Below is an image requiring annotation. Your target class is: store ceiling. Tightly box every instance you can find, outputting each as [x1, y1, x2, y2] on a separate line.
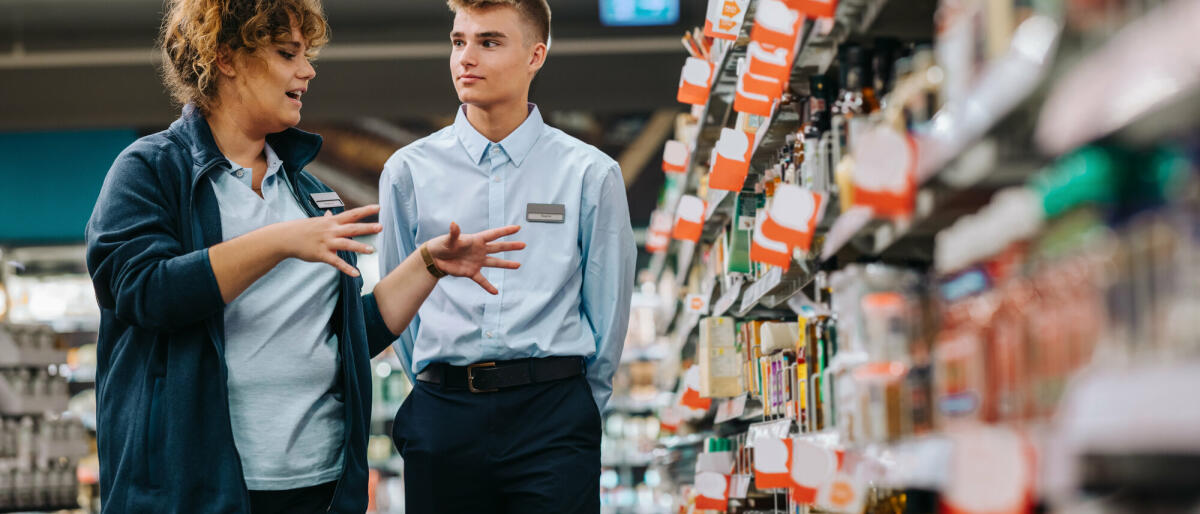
[0, 0, 699, 131]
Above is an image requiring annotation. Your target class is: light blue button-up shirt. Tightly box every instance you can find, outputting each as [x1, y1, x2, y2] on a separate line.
[378, 104, 636, 410]
[212, 143, 344, 490]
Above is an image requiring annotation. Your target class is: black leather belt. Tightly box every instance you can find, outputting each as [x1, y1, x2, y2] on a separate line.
[416, 356, 585, 393]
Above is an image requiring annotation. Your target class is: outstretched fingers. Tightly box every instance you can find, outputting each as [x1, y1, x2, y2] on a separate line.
[328, 237, 376, 255]
[324, 254, 360, 277]
[336, 204, 381, 223]
[484, 257, 521, 270]
[471, 273, 498, 295]
[478, 225, 521, 242]
[485, 241, 526, 254]
[446, 222, 461, 247]
[336, 222, 383, 238]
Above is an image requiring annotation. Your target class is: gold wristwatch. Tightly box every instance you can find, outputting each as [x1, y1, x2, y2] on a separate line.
[420, 244, 447, 279]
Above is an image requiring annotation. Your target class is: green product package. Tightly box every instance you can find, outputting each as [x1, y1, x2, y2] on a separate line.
[726, 192, 757, 274]
[1032, 144, 1192, 221]
[1032, 145, 1120, 219]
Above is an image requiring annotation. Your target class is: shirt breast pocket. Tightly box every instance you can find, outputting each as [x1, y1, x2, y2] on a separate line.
[521, 202, 578, 264]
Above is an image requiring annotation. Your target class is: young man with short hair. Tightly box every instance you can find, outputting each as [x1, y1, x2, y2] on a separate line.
[378, 0, 636, 512]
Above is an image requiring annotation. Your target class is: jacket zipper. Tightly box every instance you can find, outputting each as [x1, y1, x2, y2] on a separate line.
[283, 172, 353, 512]
[327, 277, 354, 512]
[189, 160, 256, 511]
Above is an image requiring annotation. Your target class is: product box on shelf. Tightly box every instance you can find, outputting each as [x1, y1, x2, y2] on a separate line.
[0, 324, 87, 512]
[699, 317, 742, 398]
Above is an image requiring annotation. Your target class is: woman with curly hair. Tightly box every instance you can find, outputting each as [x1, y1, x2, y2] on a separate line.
[85, 1, 524, 512]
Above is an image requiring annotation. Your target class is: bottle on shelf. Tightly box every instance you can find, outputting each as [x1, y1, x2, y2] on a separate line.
[835, 43, 881, 119]
[800, 74, 834, 194]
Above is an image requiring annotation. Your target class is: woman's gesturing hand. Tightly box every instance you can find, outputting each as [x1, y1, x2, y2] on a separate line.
[427, 222, 525, 294]
[278, 204, 383, 277]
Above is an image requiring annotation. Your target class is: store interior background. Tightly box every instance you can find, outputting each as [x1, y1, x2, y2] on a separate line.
[2, 0, 1200, 513]
[1, 1, 697, 511]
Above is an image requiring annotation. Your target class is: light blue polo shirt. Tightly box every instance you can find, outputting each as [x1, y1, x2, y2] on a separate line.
[211, 143, 344, 490]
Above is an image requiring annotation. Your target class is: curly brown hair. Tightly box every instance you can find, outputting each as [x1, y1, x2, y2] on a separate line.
[159, 0, 330, 114]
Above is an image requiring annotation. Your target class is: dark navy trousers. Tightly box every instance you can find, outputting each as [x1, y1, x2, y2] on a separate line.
[392, 374, 602, 514]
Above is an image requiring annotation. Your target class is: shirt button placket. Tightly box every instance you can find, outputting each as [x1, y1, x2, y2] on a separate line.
[484, 145, 506, 348]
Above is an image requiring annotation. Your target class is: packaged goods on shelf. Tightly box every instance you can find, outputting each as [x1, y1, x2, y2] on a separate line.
[632, 0, 1200, 512]
[699, 318, 742, 398]
[0, 324, 88, 512]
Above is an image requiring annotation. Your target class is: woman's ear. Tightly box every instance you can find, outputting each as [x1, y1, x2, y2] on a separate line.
[215, 46, 238, 78]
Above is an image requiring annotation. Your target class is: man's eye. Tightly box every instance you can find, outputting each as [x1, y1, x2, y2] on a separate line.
[483, 40, 499, 48]
[278, 50, 296, 60]
[452, 40, 464, 47]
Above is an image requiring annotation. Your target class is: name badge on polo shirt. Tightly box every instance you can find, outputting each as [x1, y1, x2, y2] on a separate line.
[310, 192, 344, 210]
[526, 203, 565, 223]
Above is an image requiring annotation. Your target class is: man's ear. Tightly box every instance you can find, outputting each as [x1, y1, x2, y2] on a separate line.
[528, 41, 547, 74]
[215, 46, 238, 78]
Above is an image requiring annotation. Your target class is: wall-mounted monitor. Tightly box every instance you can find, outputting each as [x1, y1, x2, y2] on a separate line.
[599, 0, 679, 26]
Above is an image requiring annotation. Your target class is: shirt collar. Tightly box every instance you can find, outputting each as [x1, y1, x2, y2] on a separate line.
[453, 103, 544, 167]
[225, 142, 284, 178]
[262, 143, 283, 177]
[172, 103, 322, 184]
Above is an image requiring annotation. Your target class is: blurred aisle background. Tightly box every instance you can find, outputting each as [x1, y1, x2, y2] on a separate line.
[2, 0, 1200, 513]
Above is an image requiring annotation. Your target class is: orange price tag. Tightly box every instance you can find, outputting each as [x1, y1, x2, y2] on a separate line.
[677, 58, 715, 106]
[709, 128, 754, 192]
[751, 0, 806, 50]
[672, 195, 706, 242]
[645, 210, 672, 253]
[852, 125, 917, 219]
[763, 184, 826, 251]
[787, 0, 837, 18]
[754, 437, 796, 489]
[747, 42, 794, 83]
[680, 365, 714, 410]
[751, 215, 792, 269]
[694, 472, 731, 511]
[789, 438, 838, 505]
[734, 73, 777, 117]
[663, 140, 689, 173]
[703, 0, 750, 41]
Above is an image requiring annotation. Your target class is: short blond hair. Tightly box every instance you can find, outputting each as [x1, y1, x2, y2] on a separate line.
[447, 0, 551, 46]
[159, 0, 330, 114]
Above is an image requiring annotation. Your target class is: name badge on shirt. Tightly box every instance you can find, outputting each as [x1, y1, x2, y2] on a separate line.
[526, 203, 566, 223]
[310, 192, 344, 210]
